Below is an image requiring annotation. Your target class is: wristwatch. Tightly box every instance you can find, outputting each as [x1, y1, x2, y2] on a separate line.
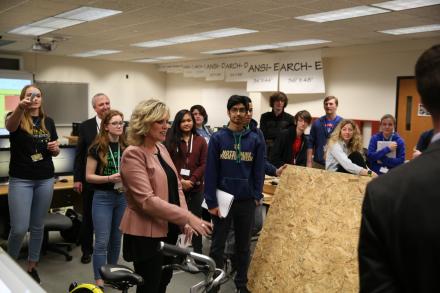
[367, 170, 372, 177]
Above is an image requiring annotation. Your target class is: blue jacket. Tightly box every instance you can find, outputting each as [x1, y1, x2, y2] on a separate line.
[204, 126, 265, 209]
[367, 132, 405, 175]
[248, 119, 277, 176]
[308, 115, 343, 165]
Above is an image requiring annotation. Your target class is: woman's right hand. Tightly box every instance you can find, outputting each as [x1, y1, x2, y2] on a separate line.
[18, 97, 32, 111]
[188, 214, 212, 237]
[108, 173, 121, 183]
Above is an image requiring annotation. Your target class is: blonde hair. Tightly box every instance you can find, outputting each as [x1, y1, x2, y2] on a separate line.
[327, 119, 363, 155]
[19, 84, 49, 136]
[127, 99, 169, 146]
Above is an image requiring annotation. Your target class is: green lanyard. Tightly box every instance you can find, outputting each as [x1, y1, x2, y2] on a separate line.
[108, 144, 120, 173]
[233, 132, 243, 163]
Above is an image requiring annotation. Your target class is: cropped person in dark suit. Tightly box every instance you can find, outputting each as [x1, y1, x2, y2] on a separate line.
[259, 92, 294, 156]
[73, 93, 110, 264]
[358, 44, 440, 292]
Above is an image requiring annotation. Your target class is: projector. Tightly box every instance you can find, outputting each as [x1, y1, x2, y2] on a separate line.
[32, 41, 55, 52]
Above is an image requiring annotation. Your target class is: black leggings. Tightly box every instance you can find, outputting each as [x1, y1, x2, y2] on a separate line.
[131, 233, 178, 293]
[336, 151, 367, 173]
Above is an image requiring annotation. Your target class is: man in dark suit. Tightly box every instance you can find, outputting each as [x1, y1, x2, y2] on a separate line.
[358, 44, 440, 292]
[74, 93, 110, 264]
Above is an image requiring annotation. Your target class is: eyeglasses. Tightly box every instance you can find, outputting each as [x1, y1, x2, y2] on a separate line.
[247, 109, 253, 114]
[109, 121, 124, 126]
[26, 93, 41, 98]
[230, 107, 247, 114]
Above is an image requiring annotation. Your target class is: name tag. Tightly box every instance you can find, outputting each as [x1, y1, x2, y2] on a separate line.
[31, 153, 43, 162]
[180, 168, 190, 176]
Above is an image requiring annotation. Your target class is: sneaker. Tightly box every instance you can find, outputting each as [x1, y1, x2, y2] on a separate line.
[81, 254, 91, 264]
[235, 287, 251, 293]
[28, 268, 41, 284]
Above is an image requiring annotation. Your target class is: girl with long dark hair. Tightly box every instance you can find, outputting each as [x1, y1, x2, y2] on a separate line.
[165, 109, 208, 254]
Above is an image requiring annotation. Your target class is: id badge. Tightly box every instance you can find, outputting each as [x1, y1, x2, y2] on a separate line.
[180, 168, 190, 176]
[31, 153, 43, 162]
[379, 166, 389, 174]
[114, 182, 124, 192]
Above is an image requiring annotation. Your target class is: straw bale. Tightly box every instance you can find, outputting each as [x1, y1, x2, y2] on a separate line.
[248, 165, 371, 292]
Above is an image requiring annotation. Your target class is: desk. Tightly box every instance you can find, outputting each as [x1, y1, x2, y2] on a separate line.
[0, 176, 81, 239]
[0, 176, 75, 196]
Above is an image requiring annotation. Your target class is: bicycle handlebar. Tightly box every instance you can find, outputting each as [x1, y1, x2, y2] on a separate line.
[158, 241, 224, 290]
[159, 242, 191, 257]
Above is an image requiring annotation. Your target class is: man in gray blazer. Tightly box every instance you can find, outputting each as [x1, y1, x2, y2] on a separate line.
[358, 44, 440, 292]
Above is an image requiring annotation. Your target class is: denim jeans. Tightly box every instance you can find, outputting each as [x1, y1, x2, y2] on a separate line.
[7, 176, 54, 262]
[92, 189, 127, 280]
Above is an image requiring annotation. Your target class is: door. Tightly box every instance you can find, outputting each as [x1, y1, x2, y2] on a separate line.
[396, 77, 433, 161]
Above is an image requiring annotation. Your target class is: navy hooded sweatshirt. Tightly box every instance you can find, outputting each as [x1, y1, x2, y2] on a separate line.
[204, 126, 265, 209]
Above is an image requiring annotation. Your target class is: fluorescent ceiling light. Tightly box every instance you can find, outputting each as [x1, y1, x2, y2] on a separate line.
[133, 59, 157, 63]
[295, 5, 389, 22]
[277, 39, 331, 47]
[379, 24, 440, 35]
[71, 50, 121, 57]
[202, 39, 331, 54]
[32, 17, 84, 29]
[8, 6, 121, 36]
[372, 0, 440, 11]
[198, 28, 258, 38]
[163, 35, 211, 44]
[132, 40, 175, 48]
[238, 44, 282, 51]
[8, 25, 56, 36]
[132, 27, 258, 48]
[201, 48, 243, 54]
[56, 7, 122, 21]
[154, 56, 183, 60]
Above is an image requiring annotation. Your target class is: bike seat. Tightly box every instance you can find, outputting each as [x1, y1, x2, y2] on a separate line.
[99, 264, 143, 286]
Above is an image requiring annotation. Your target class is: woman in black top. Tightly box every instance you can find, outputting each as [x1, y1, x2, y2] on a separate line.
[85, 110, 128, 289]
[6, 84, 59, 283]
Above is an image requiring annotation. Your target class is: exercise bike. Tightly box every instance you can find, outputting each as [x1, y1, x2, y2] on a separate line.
[69, 263, 143, 293]
[158, 241, 226, 293]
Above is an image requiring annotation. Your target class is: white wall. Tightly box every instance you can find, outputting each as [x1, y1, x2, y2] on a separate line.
[21, 53, 166, 139]
[166, 38, 439, 127]
[164, 74, 247, 127]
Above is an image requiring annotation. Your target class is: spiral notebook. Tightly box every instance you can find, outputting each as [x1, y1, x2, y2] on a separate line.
[201, 189, 234, 218]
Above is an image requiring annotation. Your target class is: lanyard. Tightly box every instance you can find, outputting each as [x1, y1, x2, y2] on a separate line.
[108, 143, 120, 173]
[383, 133, 394, 141]
[178, 134, 193, 167]
[177, 135, 193, 154]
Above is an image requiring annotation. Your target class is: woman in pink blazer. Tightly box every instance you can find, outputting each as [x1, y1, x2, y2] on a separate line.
[120, 99, 211, 293]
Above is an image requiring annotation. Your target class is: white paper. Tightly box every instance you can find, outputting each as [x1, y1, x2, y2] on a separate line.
[201, 189, 234, 218]
[176, 233, 190, 248]
[377, 141, 396, 158]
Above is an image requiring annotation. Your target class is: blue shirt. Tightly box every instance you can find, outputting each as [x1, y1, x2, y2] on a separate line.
[308, 115, 343, 165]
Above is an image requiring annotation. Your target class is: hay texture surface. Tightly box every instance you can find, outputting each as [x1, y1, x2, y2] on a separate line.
[248, 165, 371, 292]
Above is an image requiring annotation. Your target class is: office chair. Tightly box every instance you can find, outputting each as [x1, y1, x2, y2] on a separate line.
[41, 212, 73, 261]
